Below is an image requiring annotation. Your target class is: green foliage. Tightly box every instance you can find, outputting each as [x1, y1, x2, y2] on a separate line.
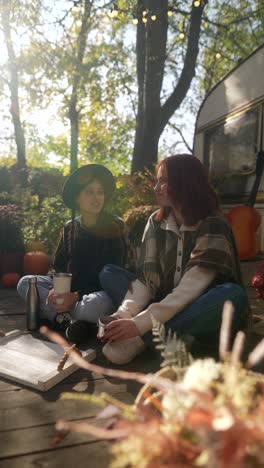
[197, 0, 264, 95]
[0, 166, 12, 193]
[152, 317, 193, 368]
[20, 191, 70, 255]
[0, 204, 24, 253]
[0, 163, 68, 255]
[26, 167, 65, 200]
[112, 169, 156, 214]
[0, 0, 263, 172]
[123, 205, 156, 246]
[111, 170, 157, 244]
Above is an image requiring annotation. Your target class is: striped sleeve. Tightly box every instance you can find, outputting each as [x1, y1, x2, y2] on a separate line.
[136, 214, 162, 298]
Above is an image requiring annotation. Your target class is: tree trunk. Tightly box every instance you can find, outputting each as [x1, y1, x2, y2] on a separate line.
[1, 1, 26, 170]
[68, 0, 92, 173]
[132, 1, 205, 174]
[132, 0, 168, 174]
[69, 95, 79, 172]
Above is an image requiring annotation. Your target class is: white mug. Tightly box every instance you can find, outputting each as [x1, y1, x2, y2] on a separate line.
[98, 316, 117, 339]
[53, 273, 72, 304]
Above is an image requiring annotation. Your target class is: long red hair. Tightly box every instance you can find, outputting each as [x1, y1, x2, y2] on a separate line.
[155, 154, 220, 225]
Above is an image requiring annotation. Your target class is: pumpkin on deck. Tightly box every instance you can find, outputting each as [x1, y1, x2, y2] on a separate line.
[1, 273, 20, 288]
[23, 251, 50, 275]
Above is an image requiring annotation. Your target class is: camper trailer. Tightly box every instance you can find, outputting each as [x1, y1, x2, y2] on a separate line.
[194, 44, 264, 251]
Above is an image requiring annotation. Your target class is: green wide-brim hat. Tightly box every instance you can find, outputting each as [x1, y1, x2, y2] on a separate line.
[62, 164, 116, 209]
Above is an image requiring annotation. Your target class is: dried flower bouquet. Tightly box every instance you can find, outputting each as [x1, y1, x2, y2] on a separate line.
[41, 301, 264, 468]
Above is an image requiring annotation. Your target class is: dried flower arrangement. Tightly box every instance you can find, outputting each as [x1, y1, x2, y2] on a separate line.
[41, 301, 264, 468]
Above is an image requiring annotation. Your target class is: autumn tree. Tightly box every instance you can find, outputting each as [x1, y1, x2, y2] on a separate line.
[130, 0, 264, 173]
[19, 0, 135, 173]
[0, 0, 27, 169]
[0, 0, 263, 177]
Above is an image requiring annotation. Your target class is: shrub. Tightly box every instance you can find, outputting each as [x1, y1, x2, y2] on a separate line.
[0, 204, 24, 253]
[110, 170, 157, 245]
[124, 205, 157, 246]
[21, 193, 70, 255]
[113, 170, 156, 215]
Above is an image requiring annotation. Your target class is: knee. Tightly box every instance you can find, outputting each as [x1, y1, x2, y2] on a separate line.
[73, 291, 114, 323]
[17, 275, 33, 298]
[229, 284, 248, 307]
[86, 291, 113, 308]
[99, 264, 117, 289]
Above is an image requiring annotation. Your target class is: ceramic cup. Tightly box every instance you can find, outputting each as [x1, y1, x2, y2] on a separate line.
[53, 273, 72, 304]
[98, 316, 117, 339]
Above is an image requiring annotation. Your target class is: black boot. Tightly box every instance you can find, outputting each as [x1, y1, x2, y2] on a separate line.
[54, 313, 72, 333]
[66, 320, 97, 345]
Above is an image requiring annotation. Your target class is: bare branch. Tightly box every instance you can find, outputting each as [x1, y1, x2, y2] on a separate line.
[160, 2, 206, 133]
[167, 122, 192, 153]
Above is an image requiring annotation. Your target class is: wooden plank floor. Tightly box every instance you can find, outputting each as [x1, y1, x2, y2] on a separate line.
[1, 260, 264, 467]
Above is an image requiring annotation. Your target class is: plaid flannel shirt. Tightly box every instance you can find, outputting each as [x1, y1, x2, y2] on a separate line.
[137, 210, 244, 302]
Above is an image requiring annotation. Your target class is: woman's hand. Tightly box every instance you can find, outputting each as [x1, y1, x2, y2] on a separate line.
[47, 289, 78, 313]
[103, 319, 140, 342]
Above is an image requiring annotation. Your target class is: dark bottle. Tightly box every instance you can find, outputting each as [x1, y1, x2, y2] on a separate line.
[26, 276, 40, 331]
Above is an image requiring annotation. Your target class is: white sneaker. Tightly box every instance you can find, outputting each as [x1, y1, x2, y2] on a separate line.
[102, 336, 146, 365]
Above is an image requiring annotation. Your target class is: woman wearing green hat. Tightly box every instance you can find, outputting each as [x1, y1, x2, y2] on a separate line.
[17, 164, 136, 341]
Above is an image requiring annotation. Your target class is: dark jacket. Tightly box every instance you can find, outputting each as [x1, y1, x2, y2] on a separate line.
[53, 214, 127, 298]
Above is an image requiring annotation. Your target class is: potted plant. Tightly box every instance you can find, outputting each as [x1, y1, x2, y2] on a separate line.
[0, 204, 24, 275]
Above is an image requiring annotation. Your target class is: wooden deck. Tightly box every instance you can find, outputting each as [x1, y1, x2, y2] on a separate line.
[1, 260, 264, 467]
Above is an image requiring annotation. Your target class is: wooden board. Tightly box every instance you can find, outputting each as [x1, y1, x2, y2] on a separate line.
[0, 440, 111, 468]
[0, 289, 24, 315]
[0, 330, 96, 392]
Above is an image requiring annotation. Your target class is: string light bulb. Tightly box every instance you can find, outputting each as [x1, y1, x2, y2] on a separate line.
[179, 32, 185, 39]
[142, 16, 148, 23]
[110, 3, 119, 18]
[167, 6, 173, 17]
[142, 9, 147, 17]
[193, 0, 201, 6]
[132, 16, 138, 25]
[215, 52, 221, 60]
[150, 12, 157, 21]
[72, 1, 79, 12]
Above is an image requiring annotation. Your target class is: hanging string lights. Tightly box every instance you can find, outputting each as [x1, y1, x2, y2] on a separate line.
[106, 2, 178, 25]
[109, 2, 119, 18]
[70, 1, 219, 57]
[105, 1, 204, 26]
[71, 1, 204, 26]
[104, 1, 208, 46]
[167, 5, 174, 17]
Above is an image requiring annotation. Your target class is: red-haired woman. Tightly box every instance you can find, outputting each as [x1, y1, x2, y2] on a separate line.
[100, 154, 250, 364]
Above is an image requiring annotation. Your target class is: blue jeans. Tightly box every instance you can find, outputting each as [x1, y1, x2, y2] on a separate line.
[17, 275, 114, 323]
[99, 264, 137, 306]
[99, 265, 248, 345]
[142, 283, 248, 346]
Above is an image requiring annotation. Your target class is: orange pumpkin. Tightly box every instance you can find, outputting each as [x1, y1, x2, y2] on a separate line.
[23, 251, 50, 275]
[226, 206, 261, 260]
[1, 273, 20, 288]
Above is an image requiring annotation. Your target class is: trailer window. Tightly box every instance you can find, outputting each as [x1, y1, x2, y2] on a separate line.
[204, 107, 259, 196]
